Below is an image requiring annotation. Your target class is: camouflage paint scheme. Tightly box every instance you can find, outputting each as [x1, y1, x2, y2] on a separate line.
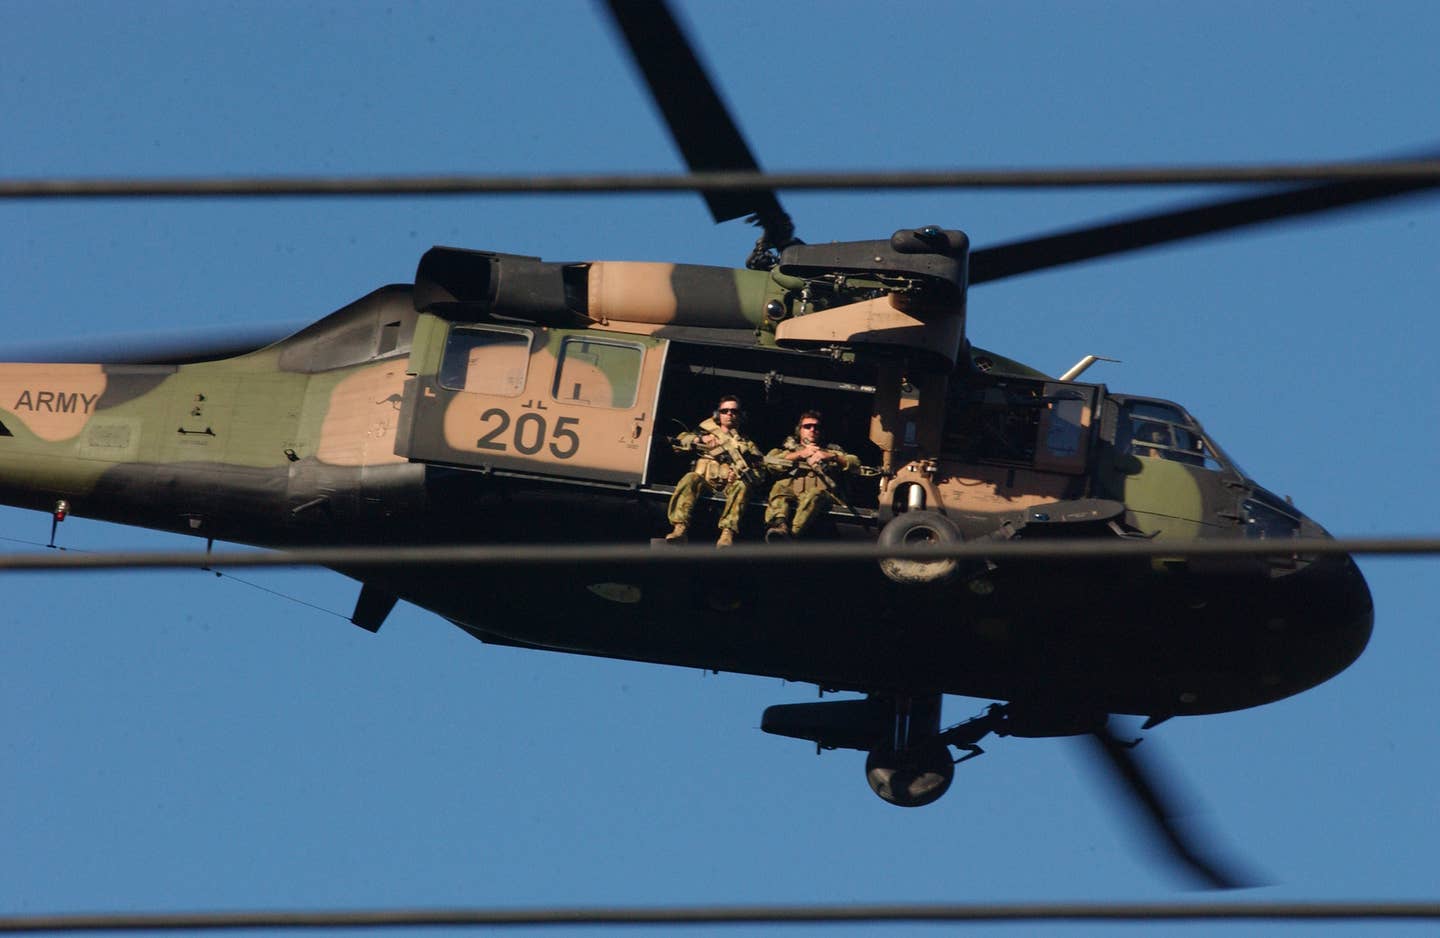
[399, 319, 666, 485]
[0, 243, 1373, 729]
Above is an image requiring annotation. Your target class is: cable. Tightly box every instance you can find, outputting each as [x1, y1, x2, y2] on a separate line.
[2, 162, 1440, 200]
[0, 533, 350, 617]
[206, 568, 352, 622]
[0, 536, 1434, 575]
[2, 901, 1438, 932]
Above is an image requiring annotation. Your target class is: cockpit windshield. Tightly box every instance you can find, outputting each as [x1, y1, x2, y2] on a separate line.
[1117, 399, 1236, 473]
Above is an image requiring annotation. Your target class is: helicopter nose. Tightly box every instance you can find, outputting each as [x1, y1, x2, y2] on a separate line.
[1256, 533, 1374, 701]
[1311, 553, 1373, 672]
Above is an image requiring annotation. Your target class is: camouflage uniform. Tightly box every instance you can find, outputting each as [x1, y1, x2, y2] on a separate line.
[667, 417, 764, 534]
[764, 436, 861, 535]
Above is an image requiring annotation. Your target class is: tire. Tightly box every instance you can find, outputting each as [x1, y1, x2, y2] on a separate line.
[865, 746, 955, 807]
[878, 510, 961, 584]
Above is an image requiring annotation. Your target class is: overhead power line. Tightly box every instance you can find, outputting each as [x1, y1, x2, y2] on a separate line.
[2, 901, 1439, 932]
[0, 536, 1435, 575]
[3, 162, 1440, 200]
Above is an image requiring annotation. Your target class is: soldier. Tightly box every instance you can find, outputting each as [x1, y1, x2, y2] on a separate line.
[764, 409, 861, 539]
[666, 394, 764, 547]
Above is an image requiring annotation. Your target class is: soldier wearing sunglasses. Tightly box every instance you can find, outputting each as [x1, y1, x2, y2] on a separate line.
[763, 410, 861, 539]
[666, 394, 764, 547]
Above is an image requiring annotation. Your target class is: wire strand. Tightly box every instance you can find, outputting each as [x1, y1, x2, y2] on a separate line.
[206, 567, 352, 622]
[3, 162, 1440, 200]
[0, 536, 1434, 575]
[2, 901, 1438, 932]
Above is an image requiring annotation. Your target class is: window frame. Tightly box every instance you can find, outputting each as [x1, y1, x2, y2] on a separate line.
[438, 324, 535, 397]
[549, 335, 646, 409]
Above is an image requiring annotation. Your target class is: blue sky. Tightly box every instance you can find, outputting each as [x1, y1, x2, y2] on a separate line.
[2, 1, 1438, 935]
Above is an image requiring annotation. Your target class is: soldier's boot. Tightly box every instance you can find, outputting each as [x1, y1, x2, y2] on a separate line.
[765, 520, 791, 543]
[716, 528, 736, 548]
[665, 523, 689, 544]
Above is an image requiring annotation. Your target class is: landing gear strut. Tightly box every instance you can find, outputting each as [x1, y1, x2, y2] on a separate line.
[865, 698, 1007, 807]
[865, 694, 953, 806]
[761, 695, 1009, 808]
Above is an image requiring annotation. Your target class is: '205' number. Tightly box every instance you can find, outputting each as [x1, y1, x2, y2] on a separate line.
[475, 409, 580, 459]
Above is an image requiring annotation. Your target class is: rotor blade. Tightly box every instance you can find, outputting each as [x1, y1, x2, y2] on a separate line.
[970, 170, 1439, 285]
[603, 0, 792, 237]
[1083, 722, 1260, 890]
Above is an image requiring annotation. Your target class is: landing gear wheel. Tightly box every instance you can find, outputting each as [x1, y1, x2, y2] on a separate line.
[865, 745, 955, 807]
[878, 510, 962, 585]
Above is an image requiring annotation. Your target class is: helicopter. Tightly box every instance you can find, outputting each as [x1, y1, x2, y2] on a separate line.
[3, 0, 1438, 899]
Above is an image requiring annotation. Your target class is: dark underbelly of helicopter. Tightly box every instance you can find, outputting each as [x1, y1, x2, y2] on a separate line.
[44, 459, 1372, 720]
[397, 553, 1370, 719]
[336, 472, 1374, 721]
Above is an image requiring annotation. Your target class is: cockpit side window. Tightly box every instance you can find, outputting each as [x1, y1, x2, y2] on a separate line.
[1119, 401, 1224, 470]
[1242, 490, 1302, 539]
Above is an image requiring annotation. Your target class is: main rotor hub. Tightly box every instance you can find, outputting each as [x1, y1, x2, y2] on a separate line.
[775, 227, 970, 302]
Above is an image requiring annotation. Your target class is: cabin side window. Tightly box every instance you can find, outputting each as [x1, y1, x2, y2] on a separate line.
[551, 337, 642, 408]
[439, 326, 532, 396]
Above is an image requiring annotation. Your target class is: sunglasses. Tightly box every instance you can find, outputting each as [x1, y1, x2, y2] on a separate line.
[718, 408, 742, 415]
[800, 423, 821, 430]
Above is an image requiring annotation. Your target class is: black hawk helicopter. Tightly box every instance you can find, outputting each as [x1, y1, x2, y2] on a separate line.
[3, 0, 1436, 893]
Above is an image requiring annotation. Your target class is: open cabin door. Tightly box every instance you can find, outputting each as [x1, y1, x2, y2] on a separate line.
[1036, 380, 1101, 474]
[396, 317, 666, 485]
